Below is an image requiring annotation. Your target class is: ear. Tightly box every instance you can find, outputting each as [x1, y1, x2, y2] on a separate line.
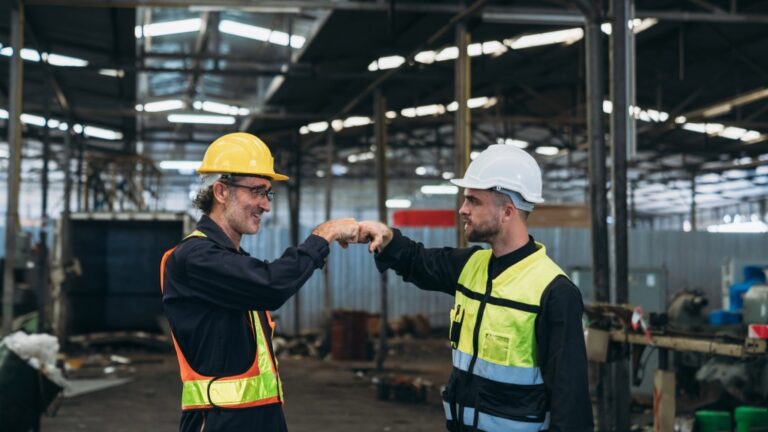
[503, 202, 517, 221]
[212, 182, 229, 205]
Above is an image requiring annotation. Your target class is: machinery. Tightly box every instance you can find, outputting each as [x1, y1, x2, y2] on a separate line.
[711, 264, 768, 325]
[743, 284, 768, 325]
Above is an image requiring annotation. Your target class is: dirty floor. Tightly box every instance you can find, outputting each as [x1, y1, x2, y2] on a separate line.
[41, 337, 451, 431]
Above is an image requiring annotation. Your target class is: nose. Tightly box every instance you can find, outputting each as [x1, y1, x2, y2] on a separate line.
[458, 199, 469, 216]
[260, 198, 271, 213]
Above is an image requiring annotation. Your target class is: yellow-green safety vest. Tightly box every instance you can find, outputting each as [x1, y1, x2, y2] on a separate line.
[443, 242, 566, 431]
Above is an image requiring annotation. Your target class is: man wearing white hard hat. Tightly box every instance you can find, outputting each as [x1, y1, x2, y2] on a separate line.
[358, 145, 592, 431]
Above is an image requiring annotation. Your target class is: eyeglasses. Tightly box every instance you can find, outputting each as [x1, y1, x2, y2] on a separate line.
[224, 183, 275, 202]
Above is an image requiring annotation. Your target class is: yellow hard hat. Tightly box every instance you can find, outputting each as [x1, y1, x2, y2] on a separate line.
[197, 132, 289, 181]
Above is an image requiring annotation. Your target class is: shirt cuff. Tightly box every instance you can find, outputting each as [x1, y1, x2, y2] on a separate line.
[300, 234, 330, 268]
[374, 228, 408, 272]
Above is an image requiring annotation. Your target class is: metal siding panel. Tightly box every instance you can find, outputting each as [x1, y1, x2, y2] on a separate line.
[180, 226, 768, 333]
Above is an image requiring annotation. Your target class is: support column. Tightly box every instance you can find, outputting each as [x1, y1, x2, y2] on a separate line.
[76, 140, 84, 211]
[690, 171, 697, 231]
[609, 0, 633, 429]
[288, 146, 301, 335]
[323, 131, 334, 318]
[374, 89, 389, 371]
[38, 87, 51, 333]
[2, 0, 25, 336]
[55, 130, 74, 341]
[629, 180, 636, 228]
[454, 21, 471, 248]
[576, 1, 610, 429]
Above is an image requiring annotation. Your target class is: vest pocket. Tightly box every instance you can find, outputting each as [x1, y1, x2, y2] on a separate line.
[480, 330, 511, 364]
[449, 306, 465, 349]
[477, 382, 547, 423]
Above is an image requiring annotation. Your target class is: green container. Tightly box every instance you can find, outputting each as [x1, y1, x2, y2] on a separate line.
[0, 343, 63, 432]
[735, 406, 768, 432]
[695, 410, 732, 432]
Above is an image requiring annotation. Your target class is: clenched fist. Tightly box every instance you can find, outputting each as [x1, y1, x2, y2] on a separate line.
[312, 218, 359, 248]
[357, 220, 393, 253]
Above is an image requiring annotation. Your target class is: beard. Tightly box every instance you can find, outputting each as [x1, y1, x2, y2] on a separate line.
[465, 219, 501, 243]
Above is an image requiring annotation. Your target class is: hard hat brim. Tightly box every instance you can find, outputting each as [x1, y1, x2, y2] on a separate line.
[450, 177, 545, 203]
[196, 168, 290, 181]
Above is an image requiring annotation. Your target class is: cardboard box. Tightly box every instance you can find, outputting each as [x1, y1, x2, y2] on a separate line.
[584, 328, 609, 363]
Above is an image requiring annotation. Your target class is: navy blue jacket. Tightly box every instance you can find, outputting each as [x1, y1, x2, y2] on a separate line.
[161, 215, 329, 432]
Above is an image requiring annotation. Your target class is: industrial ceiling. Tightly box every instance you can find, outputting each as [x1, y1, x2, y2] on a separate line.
[1, 0, 767, 217]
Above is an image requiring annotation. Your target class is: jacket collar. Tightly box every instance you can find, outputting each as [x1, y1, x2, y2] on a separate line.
[196, 214, 247, 254]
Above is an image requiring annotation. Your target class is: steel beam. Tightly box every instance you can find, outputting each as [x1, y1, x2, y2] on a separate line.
[322, 130, 334, 318]
[608, 1, 632, 429]
[636, 10, 768, 23]
[574, 1, 610, 430]
[690, 171, 697, 230]
[288, 141, 302, 335]
[454, 20, 471, 249]
[2, 0, 24, 336]
[23, 0, 768, 23]
[374, 89, 388, 371]
[38, 84, 52, 333]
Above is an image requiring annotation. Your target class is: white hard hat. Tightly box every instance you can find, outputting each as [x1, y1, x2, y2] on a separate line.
[450, 144, 544, 204]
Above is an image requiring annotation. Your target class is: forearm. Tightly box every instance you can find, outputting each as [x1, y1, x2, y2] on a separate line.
[374, 229, 477, 295]
[184, 235, 329, 310]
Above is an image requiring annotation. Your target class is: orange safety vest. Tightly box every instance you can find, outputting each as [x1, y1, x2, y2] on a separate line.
[160, 230, 284, 410]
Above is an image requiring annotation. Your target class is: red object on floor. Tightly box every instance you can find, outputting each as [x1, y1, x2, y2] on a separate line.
[748, 324, 768, 339]
[392, 209, 456, 227]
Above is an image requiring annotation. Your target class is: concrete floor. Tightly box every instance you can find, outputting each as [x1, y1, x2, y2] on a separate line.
[41, 338, 451, 431]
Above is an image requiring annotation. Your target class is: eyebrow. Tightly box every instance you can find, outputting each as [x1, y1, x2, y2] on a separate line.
[236, 182, 269, 190]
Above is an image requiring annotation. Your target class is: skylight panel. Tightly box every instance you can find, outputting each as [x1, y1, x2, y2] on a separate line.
[136, 18, 202, 38]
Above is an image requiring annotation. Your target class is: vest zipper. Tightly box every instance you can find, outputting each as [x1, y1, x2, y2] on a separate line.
[457, 273, 493, 431]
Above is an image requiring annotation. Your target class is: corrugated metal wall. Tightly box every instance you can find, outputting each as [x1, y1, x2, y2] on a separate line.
[242, 227, 768, 334]
[1, 222, 765, 334]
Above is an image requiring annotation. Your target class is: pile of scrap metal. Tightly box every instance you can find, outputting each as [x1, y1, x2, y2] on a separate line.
[584, 289, 768, 411]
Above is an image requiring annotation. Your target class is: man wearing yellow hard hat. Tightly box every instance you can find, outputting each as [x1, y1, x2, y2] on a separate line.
[160, 132, 358, 432]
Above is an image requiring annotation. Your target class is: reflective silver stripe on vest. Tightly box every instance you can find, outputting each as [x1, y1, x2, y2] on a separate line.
[443, 402, 550, 432]
[452, 349, 543, 385]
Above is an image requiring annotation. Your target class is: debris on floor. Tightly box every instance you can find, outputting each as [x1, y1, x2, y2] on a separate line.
[63, 377, 133, 398]
[373, 375, 433, 404]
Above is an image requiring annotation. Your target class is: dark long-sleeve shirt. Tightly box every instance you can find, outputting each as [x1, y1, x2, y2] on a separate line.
[162, 215, 329, 432]
[374, 229, 593, 432]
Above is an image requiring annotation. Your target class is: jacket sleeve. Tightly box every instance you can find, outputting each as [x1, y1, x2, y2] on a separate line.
[373, 229, 479, 295]
[537, 277, 594, 432]
[174, 234, 329, 311]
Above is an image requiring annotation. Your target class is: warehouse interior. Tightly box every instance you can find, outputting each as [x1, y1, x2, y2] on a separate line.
[0, 0, 767, 431]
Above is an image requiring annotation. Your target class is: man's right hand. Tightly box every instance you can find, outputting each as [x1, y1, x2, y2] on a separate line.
[312, 218, 359, 247]
[357, 221, 393, 253]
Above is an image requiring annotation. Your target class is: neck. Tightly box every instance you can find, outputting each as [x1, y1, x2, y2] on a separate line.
[490, 224, 529, 257]
[208, 210, 241, 249]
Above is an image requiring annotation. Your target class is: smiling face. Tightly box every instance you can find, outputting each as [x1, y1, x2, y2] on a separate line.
[221, 176, 273, 236]
[458, 188, 507, 243]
